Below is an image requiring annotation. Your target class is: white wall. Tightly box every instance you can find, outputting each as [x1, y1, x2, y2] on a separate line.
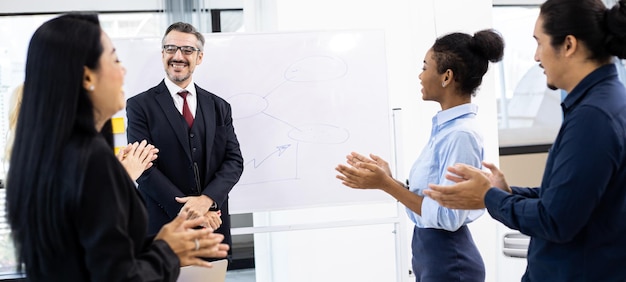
[0, 0, 163, 13]
[245, 0, 502, 281]
[0, 0, 242, 13]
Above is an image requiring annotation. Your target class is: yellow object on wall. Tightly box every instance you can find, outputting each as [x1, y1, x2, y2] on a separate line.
[111, 117, 125, 134]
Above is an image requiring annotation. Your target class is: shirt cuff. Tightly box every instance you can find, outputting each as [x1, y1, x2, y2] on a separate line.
[416, 188, 425, 197]
[484, 187, 509, 217]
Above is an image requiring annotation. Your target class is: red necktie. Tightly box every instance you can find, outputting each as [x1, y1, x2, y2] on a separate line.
[177, 90, 194, 128]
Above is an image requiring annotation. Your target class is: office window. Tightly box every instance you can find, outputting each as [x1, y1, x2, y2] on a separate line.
[0, 188, 16, 276]
[211, 9, 244, 32]
[493, 6, 562, 148]
[99, 13, 166, 38]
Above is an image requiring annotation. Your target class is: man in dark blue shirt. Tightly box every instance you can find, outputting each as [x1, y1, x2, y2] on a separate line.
[424, 0, 626, 281]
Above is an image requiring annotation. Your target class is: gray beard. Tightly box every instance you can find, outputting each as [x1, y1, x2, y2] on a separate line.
[168, 72, 191, 83]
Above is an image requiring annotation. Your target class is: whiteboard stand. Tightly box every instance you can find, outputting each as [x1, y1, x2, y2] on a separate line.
[231, 216, 402, 235]
[231, 213, 408, 282]
[391, 108, 411, 282]
[394, 204, 412, 282]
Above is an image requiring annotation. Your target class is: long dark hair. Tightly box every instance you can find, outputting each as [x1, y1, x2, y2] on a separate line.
[540, 0, 626, 61]
[432, 29, 505, 96]
[6, 13, 102, 276]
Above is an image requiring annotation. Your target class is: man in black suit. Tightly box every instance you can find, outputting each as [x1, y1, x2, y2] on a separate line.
[126, 22, 243, 252]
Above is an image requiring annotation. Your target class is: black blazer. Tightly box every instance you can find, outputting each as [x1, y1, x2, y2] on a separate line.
[126, 80, 243, 245]
[43, 135, 180, 281]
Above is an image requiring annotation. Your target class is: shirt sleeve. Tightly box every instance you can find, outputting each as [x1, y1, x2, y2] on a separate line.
[421, 130, 485, 231]
[485, 106, 621, 242]
[511, 186, 541, 198]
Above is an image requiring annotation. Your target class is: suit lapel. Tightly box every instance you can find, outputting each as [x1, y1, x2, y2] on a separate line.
[196, 87, 216, 163]
[155, 82, 192, 161]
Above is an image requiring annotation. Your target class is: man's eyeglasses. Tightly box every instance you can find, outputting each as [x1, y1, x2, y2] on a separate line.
[163, 45, 200, 55]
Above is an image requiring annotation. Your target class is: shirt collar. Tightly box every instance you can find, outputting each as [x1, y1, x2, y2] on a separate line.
[561, 64, 618, 113]
[164, 77, 197, 98]
[434, 103, 478, 127]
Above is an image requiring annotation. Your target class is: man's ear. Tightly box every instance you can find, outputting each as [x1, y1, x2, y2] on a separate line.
[563, 35, 578, 58]
[196, 51, 203, 66]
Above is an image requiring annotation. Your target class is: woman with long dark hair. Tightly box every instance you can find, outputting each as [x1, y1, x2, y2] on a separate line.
[6, 13, 228, 281]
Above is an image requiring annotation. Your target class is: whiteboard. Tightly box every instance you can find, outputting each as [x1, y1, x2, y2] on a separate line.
[113, 30, 394, 214]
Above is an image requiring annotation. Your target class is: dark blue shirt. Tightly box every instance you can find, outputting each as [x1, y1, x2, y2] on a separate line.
[485, 64, 626, 281]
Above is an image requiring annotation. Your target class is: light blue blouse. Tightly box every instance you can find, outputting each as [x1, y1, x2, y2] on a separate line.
[407, 103, 485, 231]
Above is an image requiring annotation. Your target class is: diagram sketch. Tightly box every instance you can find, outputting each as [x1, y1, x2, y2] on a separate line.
[226, 54, 350, 185]
[113, 30, 394, 213]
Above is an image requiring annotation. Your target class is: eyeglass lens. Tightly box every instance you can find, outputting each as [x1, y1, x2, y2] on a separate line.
[163, 45, 197, 55]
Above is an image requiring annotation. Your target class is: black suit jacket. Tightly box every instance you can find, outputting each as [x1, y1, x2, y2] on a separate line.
[126, 80, 243, 246]
[41, 135, 180, 281]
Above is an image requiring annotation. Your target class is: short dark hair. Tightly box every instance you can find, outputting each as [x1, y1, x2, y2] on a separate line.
[162, 22, 205, 51]
[432, 29, 505, 96]
[540, 0, 626, 61]
[7, 12, 103, 278]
